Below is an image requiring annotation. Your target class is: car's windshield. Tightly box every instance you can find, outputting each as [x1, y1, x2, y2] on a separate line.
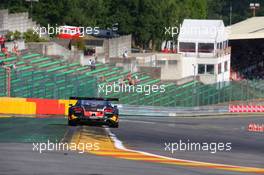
[76, 100, 110, 107]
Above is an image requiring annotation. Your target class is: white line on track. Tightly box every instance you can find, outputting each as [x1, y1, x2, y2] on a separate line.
[104, 127, 261, 170]
[120, 119, 155, 124]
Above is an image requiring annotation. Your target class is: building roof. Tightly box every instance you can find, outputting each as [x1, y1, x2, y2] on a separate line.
[89, 29, 119, 38]
[178, 19, 227, 43]
[228, 17, 264, 40]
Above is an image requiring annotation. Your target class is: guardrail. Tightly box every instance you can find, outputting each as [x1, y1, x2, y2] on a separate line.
[0, 97, 262, 117]
[117, 104, 229, 117]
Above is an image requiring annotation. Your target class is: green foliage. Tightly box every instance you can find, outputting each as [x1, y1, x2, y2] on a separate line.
[23, 29, 47, 42]
[1, 0, 262, 49]
[13, 31, 22, 40]
[207, 0, 264, 25]
[5, 30, 22, 41]
[5, 31, 13, 41]
[72, 38, 85, 51]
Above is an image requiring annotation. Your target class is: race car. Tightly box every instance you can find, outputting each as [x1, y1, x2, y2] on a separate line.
[68, 97, 119, 128]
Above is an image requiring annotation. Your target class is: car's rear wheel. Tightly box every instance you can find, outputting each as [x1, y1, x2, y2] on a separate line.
[109, 122, 119, 128]
[68, 119, 77, 126]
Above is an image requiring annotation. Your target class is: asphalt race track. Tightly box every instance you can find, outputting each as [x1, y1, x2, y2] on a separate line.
[0, 114, 263, 175]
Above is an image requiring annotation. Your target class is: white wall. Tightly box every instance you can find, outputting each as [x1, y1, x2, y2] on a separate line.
[107, 35, 131, 58]
[5, 39, 25, 51]
[181, 56, 196, 78]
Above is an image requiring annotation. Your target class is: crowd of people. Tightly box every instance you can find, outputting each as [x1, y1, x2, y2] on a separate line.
[118, 72, 139, 86]
[0, 35, 19, 71]
[243, 64, 264, 80]
[231, 40, 264, 80]
[0, 35, 20, 59]
[98, 72, 140, 87]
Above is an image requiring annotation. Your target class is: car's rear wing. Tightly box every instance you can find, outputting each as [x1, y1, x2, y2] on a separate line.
[69, 97, 119, 101]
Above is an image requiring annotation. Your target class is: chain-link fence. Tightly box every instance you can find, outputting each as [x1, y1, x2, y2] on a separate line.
[101, 80, 264, 107]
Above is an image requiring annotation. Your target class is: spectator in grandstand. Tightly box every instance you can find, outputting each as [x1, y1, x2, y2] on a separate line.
[126, 72, 132, 80]
[11, 63, 17, 70]
[99, 76, 106, 82]
[12, 41, 20, 56]
[10, 63, 17, 76]
[2, 47, 10, 58]
[0, 35, 5, 50]
[129, 79, 135, 86]
[118, 78, 125, 86]
[88, 59, 92, 70]
[134, 75, 140, 84]
[123, 50, 128, 58]
[91, 60, 96, 71]
[126, 73, 135, 86]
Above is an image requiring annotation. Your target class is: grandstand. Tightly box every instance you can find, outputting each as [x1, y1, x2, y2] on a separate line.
[0, 50, 263, 107]
[229, 17, 264, 80]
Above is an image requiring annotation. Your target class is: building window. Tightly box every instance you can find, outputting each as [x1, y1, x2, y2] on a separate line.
[198, 43, 214, 53]
[206, 64, 214, 74]
[224, 61, 228, 72]
[198, 64, 205, 74]
[179, 42, 195, 52]
[218, 63, 222, 74]
[157, 60, 166, 65]
[217, 43, 221, 49]
[168, 60, 177, 64]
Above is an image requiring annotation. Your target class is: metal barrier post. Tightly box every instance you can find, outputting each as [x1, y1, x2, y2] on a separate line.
[5, 67, 11, 97]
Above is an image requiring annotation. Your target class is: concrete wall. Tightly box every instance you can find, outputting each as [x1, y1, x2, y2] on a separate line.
[0, 10, 8, 31]
[26, 42, 83, 63]
[132, 53, 156, 65]
[110, 53, 195, 80]
[107, 35, 131, 58]
[198, 74, 217, 84]
[0, 9, 39, 33]
[181, 57, 196, 78]
[138, 66, 161, 79]
[156, 53, 194, 80]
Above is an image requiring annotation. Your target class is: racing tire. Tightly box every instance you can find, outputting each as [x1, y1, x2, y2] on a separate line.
[68, 119, 77, 126]
[109, 123, 119, 128]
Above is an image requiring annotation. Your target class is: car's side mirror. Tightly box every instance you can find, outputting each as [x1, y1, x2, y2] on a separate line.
[69, 104, 73, 107]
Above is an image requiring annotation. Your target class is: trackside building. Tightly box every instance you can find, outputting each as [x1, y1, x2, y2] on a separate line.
[177, 19, 231, 84]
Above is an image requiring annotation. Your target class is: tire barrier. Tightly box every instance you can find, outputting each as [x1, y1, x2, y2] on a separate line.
[229, 105, 264, 113]
[248, 123, 264, 132]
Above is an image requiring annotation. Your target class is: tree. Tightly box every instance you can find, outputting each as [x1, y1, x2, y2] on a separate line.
[13, 31, 22, 40]
[23, 29, 47, 42]
[4, 0, 257, 50]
